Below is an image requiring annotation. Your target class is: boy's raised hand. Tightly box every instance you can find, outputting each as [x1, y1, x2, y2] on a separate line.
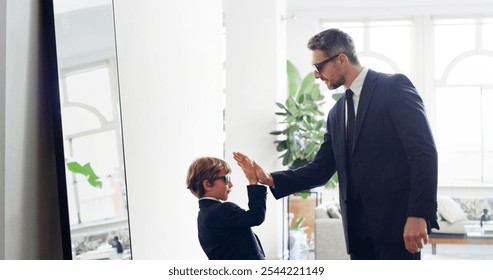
[233, 152, 258, 185]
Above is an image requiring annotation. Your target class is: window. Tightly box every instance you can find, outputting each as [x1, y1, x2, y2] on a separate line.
[434, 17, 493, 186]
[321, 16, 493, 187]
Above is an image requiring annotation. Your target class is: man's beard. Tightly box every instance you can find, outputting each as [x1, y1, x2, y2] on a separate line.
[328, 77, 345, 90]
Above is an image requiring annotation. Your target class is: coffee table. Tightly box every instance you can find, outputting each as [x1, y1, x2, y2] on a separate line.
[429, 223, 493, 255]
[464, 224, 493, 238]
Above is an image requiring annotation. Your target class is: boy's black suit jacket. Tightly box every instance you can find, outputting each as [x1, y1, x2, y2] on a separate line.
[198, 185, 267, 260]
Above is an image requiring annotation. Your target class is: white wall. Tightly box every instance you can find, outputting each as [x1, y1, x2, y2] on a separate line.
[115, 0, 290, 260]
[114, 0, 224, 259]
[1, 0, 63, 259]
[224, 0, 287, 260]
[0, 0, 6, 260]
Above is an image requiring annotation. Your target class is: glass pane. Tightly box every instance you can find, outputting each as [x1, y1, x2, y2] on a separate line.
[62, 107, 101, 134]
[65, 67, 115, 122]
[323, 22, 365, 53]
[288, 193, 320, 260]
[482, 89, 493, 183]
[434, 20, 476, 80]
[70, 176, 124, 223]
[369, 24, 411, 75]
[322, 20, 410, 75]
[71, 131, 122, 175]
[446, 55, 493, 85]
[483, 21, 493, 50]
[435, 87, 482, 185]
[360, 56, 396, 74]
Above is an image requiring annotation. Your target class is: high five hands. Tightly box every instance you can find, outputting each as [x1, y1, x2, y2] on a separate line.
[233, 152, 274, 186]
[232, 152, 258, 185]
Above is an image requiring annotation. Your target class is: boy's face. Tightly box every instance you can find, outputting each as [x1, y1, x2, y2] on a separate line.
[205, 170, 233, 201]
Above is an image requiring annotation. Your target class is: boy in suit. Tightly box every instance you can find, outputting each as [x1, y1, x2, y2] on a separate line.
[186, 154, 266, 260]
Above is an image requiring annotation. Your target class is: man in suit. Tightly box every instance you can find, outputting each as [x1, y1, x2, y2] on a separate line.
[234, 28, 439, 260]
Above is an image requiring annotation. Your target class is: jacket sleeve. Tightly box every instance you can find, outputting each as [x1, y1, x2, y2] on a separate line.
[387, 74, 439, 229]
[219, 185, 267, 227]
[270, 110, 338, 199]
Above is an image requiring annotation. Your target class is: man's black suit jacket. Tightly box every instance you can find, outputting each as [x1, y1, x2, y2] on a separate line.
[270, 69, 439, 253]
[197, 185, 267, 260]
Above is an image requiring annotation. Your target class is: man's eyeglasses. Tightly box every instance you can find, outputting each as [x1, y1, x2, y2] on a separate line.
[313, 53, 341, 73]
[215, 175, 231, 185]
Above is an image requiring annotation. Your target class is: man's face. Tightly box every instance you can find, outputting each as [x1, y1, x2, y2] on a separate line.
[312, 49, 345, 90]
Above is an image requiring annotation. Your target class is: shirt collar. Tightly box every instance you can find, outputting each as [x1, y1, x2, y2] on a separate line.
[199, 197, 222, 202]
[347, 66, 369, 98]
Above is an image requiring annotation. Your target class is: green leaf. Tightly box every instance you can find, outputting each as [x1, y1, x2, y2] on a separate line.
[289, 216, 306, 230]
[324, 173, 339, 189]
[305, 142, 317, 160]
[287, 60, 301, 97]
[299, 192, 310, 200]
[310, 86, 321, 101]
[67, 161, 103, 188]
[299, 73, 315, 96]
[67, 161, 83, 173]
[295, 217, 305, 229]
[297, 93, 305, 104]
[282, 155, 290, 166]
[88, 176, 103, 188]
[276, 102, 287, 110]
[276, 140, 287, 152]
[332, 92, 344, 101]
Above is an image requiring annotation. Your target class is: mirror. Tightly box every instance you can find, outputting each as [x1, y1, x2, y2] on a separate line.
[51, 0, 131, 260]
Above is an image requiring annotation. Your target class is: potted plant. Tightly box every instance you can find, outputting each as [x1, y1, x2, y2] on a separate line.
[271, 60, 338, 195]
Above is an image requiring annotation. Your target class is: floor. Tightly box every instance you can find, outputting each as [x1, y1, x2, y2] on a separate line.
[422, 243, 493, 260]
[296, 243, 493, 260]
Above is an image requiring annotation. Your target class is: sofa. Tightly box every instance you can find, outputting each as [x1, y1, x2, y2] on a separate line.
[434, 196, 493, 233]
[430, 196, 493, 254]
[314, 200, 350, 260]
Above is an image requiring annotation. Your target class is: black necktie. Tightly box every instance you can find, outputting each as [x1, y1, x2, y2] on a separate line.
[346, 89, 355, 159]
[346, 89, 357, 199]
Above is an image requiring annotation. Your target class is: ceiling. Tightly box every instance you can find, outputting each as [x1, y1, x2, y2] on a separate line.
[287, 0, 493, 10]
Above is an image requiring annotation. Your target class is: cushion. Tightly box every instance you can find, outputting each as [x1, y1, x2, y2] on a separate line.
[437, 196, 468, 224]
[322, 200, 341, 219]
[315, 206, 329, 219]
[437, 211, 443, 221]
[327, 206, 342, 219]
[453, 197, 493, 220]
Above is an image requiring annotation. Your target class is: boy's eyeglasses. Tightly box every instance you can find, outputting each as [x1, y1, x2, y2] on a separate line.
[215, 175, 231, 185]
[312, 53, 341, 73]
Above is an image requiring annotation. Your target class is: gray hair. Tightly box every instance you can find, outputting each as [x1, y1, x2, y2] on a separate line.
[307, 28, 360, 65]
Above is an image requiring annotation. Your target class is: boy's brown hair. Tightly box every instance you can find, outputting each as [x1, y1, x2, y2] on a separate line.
[186, 157, 231, 198]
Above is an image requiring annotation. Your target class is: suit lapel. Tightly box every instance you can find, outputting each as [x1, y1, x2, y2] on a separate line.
[352, 70, 377, 153]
